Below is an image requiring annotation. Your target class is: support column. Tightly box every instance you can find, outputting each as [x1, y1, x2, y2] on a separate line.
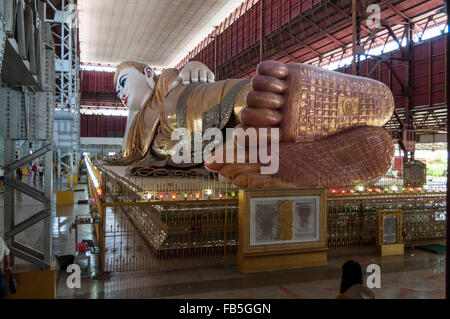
[1, 0, 54, 271]
[214, 26, 218, 76]
[351, 0, 360, 75]
[259, 0, 265, 62]
[445, 0, 449, 301]
[46, 0, 80, 187]
[57, 148, 61, 183]
[3, 139, 15, 266]
[43, 149, 53, 264]
[404, 22, 415, 161]
[70, 152, 73, 188]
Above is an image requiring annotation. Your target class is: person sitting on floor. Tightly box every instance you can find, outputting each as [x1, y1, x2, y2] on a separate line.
[336, 260, 375, 299]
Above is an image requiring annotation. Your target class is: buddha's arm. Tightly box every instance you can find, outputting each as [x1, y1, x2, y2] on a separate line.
[150, 78, 252, 159]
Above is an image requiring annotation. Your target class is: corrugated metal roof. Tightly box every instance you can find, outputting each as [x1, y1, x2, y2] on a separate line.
[78, 0, 246, 67]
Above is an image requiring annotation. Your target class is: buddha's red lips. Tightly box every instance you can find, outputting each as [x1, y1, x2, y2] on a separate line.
[124, 96, 128, 105]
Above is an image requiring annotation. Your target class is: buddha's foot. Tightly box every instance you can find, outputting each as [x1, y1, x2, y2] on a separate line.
[240, 60, 395, 143]
[208, 126, 394, 189]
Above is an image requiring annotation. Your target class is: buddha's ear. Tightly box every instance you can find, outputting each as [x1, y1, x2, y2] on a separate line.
[144, 66, 156, 89]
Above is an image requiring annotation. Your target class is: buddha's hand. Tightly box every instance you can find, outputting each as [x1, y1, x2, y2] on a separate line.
[178, 61, 215, 86]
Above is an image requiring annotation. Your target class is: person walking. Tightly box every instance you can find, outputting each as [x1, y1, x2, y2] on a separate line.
[31, 163, 37, 182]
[38, 163, 44, 182]
[16, 167, 23, 181]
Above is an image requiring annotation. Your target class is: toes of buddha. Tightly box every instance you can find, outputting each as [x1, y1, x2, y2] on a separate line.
[252, 75, 287, 94]
[257, 60, 289, 79]
[204, 161, 224, 173]
[246, 90, 285, 109]
[204, 146, 227, 172]
[204, 143, 251, 172]
[234, 124, 280, 147]
[219, 163, 261, 180]
[240, 107, 283, 127]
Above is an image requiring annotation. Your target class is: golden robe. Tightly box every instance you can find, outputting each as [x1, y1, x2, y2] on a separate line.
[123, 68, 251, 165]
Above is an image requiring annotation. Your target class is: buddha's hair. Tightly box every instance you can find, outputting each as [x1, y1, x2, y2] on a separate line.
[114, 61, 148, 87]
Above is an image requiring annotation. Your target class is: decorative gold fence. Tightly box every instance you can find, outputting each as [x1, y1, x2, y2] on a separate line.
[88, 160, 240, 272]
[85, 158, 446, 273]
[327, 192, 446, 255]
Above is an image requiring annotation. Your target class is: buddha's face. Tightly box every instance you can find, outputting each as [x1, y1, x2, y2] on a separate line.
[116, 66, 155, 111]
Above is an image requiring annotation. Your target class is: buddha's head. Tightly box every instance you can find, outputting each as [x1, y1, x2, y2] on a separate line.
[114, 61, 156, 111]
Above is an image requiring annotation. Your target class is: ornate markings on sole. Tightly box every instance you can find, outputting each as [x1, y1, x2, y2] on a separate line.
[338, 97, 360, 116]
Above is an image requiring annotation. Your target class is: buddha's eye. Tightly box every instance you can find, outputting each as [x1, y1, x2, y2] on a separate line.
[119, 76, 127, 88]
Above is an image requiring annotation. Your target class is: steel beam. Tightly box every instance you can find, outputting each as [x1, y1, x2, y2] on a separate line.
[26, 5, 36, 74]
[302, 15, 345, 47]
[9, 247, 49, 270]
[352, 0, 359, 75]
[5, 177, 49, 204]
[367, 57, 383, 77]
[382, 59, 406, 90]
[259, 0, 264, 62]
[288, 18, 322, 57]
[393, 110, 405, 128]
[328, 0, 384, 45]
[43, 148, 52, 265]
[46, 0, 80, 186]
[386, 3, 410, 21]
[5, 210, 50, 239]
[404, 22, 415, 159]
[3, 139, 15, 265]
[5, 144, 52, 171]
[446, 0, 449, 301]
[12, 241, 45, 260]
[17, 0, 26, 59]
[384, 24, 403, 49]
[2, 0, 54, 272]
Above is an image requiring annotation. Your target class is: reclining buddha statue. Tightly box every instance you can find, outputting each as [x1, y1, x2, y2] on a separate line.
[113, 59, 395, 188]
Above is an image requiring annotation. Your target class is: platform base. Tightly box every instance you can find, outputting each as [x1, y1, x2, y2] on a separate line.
[67, 174, 78, 186]
[56, 190, 74, 204]
[238, 248, 328, 274]
[377, 243, 404, 256]
[5, 267, 56, 299]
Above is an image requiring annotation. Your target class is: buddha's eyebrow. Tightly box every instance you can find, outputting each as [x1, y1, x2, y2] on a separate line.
[118, 74, 126, 84]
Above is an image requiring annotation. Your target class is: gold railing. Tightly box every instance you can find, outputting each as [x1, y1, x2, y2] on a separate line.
[327, 192, 446, 255]
[91, 162, 239, 272]
[85, 158, 446, 272]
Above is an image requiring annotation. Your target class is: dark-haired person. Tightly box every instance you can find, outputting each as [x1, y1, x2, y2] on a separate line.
[31, 163, 37, 181]
[336, 260, 375, 299]
[16, 167, 23, 181]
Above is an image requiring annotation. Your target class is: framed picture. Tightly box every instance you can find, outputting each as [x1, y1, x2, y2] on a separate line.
[383, 215, 398, 244]
[376, 210, 403, 246]
[239, 189, 327, 255]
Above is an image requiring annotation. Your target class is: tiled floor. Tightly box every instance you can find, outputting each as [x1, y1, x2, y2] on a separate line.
[56, 248, 445, 299]
[0, 177, 446, 299]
